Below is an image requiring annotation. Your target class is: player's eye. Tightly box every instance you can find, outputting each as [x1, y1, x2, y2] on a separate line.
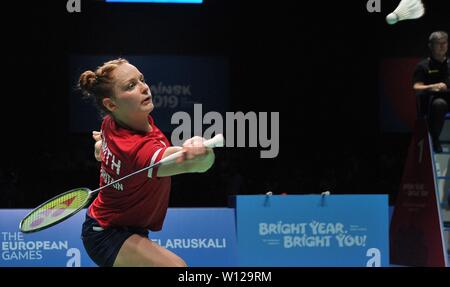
[127, 81, 136, 90]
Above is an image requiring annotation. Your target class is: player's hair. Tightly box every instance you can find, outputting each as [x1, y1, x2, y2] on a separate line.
[428, 31, 448, 45]
[78, 58, 129, 114]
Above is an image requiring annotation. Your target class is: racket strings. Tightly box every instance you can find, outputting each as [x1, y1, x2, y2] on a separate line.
[20, 189, 89, 232]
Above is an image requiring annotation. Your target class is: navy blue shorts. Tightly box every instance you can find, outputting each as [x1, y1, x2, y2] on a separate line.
[81, 213, 149, 267]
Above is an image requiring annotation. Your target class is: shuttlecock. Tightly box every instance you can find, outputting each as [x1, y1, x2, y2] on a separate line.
[386, 0, 425, 25]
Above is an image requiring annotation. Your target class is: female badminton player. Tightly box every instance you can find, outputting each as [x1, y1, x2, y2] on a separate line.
[78, 58, 215, 267]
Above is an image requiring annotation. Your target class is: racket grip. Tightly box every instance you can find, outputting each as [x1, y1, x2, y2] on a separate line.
[159, 134, 225, 165]
[203, 133, 225, 148]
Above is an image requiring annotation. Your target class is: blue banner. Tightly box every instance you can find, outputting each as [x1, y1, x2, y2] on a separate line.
[236, 195, 389, 267]
[0, 208, 237, 267]
[0, 209, 95, 267]
[2, 199, 388, 267]
[151, 208, 237, 267]
[105, 0, 203, 3]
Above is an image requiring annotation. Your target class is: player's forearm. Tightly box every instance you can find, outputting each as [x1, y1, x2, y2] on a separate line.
[94, 141, 102, 162]
[187, 149, 215, 173]
[157, 146, 215, 176]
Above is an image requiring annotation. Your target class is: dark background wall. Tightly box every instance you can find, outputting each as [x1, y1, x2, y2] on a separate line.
[1, 0, 449, 208]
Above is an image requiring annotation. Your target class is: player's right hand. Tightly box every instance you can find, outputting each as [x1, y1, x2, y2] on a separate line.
[176, 136, 210, 163]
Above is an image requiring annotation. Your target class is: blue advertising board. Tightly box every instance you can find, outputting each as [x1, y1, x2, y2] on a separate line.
[0, 208, 237, 267]
[236, 195, 389, 267]
[0, 209, 95, 267]
[2, 198, 388, 267]
[152, 208, 237, 267]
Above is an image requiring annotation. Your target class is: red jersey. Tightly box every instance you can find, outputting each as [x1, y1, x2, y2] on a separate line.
[88, 114, 171, 231]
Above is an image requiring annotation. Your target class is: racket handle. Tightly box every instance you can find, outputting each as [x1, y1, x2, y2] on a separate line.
[203, 133, 225, 148]
[159, 134, 224, 165]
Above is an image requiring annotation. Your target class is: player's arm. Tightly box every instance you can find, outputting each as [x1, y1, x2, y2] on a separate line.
[92, 131, 102, 162]
[157, 136, 215, 177]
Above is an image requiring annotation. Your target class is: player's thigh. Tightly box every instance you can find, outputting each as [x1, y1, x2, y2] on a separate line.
[113, 234, 187, 267]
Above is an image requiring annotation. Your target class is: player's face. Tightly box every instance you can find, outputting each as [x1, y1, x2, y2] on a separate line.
[111, 63, 154, 116]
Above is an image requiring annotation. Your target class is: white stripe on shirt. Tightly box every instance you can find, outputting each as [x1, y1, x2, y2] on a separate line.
[148, 148, 163, 178]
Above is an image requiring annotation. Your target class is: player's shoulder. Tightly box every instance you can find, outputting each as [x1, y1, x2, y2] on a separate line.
[100, 114, 114, 131]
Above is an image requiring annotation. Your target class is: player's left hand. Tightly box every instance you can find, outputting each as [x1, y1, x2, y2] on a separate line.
[92, 130, 102, 162]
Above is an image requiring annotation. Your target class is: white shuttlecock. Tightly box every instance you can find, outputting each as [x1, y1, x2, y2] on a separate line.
[386, 0, 425, 25]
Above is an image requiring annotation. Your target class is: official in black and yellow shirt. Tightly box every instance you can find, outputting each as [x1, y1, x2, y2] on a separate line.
[413, 31, 449, 153]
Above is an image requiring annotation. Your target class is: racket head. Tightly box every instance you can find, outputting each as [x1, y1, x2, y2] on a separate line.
[19, 187, 92, 233]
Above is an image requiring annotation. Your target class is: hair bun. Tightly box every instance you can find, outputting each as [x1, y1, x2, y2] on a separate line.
[79, 70, 97, 96]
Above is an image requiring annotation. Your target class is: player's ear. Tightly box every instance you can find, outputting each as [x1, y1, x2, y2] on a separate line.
[103, 97, 117, 113]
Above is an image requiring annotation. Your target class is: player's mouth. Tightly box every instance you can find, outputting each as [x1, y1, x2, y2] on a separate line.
[142, 95, 152, 105]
